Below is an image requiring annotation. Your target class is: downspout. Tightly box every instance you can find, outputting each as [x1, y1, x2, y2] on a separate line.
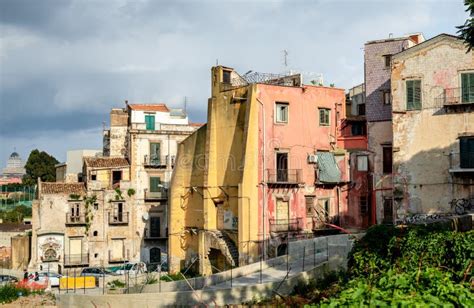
[256, 97, 266, 260]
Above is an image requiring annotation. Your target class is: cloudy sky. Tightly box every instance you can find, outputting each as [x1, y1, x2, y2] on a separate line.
[0, 0, 467, 164]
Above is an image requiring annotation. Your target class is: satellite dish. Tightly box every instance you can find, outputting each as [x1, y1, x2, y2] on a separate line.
[142, 213, 149, 221]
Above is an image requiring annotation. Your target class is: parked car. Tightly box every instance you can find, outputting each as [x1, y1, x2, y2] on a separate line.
[0, 275, 18, 285]
[37, 272, 62, 287]
[115, 262, 147, 275]
[80, 267, 118, 278]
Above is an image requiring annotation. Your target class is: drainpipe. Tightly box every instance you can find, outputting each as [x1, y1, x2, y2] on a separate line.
[257, 98, 266, 260]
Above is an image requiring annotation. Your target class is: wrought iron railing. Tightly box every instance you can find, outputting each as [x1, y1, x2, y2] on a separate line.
[66, 214, 86, 225]
[144, 228, 167, 240]
[108, 212, 129, 225]
[64, 253, 89, 266]
[266, 169, 302, 184]
[145, 188, 168, 200]
[144, 155, 175, 168]
[269, 218, 303, 232]
[436, 88, 474, 106]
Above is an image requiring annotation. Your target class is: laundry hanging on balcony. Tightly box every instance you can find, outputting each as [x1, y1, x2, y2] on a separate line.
[316, 152, 342, 184]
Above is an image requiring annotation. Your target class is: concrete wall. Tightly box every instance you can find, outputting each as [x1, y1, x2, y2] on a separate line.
[130, 110, 189, 126]
[109, 109, 129, 158]
[11, 235, 30, 270]
[391, 35, 474, 219]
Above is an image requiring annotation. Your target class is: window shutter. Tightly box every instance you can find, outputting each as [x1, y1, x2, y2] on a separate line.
[406, 80, 414, 110]
[460, 138, 474, 168]
[150, 177, 161, 192]
[413, 80, 421, 109]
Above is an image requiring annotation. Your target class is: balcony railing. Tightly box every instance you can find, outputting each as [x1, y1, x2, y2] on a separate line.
[64, 253, 89, 266]
[266, 169, 302, 184]
[144, 155, 176, 168]
[436, 88, 474, 106]
[144, 228, 168, 240]
[449, 152, 474, 172]
[269, 218, 303, 232]
[108, 249, 130, 263]
[145, 188, 168, 200]
[108, 212, 129, 225]
[66, 214, 87, 225]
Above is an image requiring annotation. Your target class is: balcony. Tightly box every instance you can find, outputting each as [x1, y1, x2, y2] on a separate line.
[108, 249, 129, 263]
[65, 214, 87, 226]
[144, 228, 168, 240]
[144, 155, 169, 168]
[266, 169, 302, 185]
[108, 212, 129, 225]
[436, 88, 474, 107]
[449, 152, 474, 173]
[145, 188, 168, 201]
[64, 253, 89, 267]
[269, 218, 303, 233]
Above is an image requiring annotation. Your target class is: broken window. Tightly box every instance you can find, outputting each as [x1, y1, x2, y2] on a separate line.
[275, 102, 289, 123]
[382, 146, 393, 174]
[461, 73, 474, 103]
[406, 80, 422, 110]
[319, 108, 330, 126]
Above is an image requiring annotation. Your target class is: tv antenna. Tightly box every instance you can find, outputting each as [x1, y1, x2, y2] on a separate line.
[282, 49, 289, 68]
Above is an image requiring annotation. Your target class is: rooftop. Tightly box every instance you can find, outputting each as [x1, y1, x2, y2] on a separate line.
[41, 182, 86, 195]
[128, 104, 170, 112]
[84, 157, 129, 168]
[0, 223, 31, 232]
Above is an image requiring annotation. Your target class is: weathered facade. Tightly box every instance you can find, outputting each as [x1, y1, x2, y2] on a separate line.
[169, 66, 354, 276]
[365, 33, 424, 224]
[391, 34, 474, 220]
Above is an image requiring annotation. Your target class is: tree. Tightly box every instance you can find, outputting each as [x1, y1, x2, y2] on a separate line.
[22, 149, 59, 186]
[458, 0, 474, 51]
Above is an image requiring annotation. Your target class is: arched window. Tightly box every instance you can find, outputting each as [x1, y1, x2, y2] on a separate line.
[43, 248, 58, 261]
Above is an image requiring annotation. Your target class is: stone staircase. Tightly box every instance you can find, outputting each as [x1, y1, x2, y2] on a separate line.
[208, 230, 239, 267]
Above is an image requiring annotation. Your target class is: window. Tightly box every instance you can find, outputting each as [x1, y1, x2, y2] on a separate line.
[461, 73, 474, 103]
[406, 80, 422, 110]
[150, 143, 161, 165]
[383, 90, 391, 105]
[222, 70, 231, 83]
[93, 203, 99, 210]
[360, 196, 368, 215]
[91, 174, 97, 181]
[275, 103, 289, 123]
[357, 155, 368, 171]
[459, 137, 474, 168]
[383, 55, 391, 68]
[276, 152, 288, 182]
[150, 177, 162, 192]
[318, 198, 330, 221]
[305, 196, 314, 217]
[112, 170, 122, 186]
[351, 123, 366, 136]
[145, 114, 155, 130]
[382, 146, 393, 174]
[357, 103, 366, 116]
[93, 231, 98, 237]
[319, 108, 330, 126]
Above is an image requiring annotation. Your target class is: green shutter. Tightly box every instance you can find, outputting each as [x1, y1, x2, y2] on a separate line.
[461, 73, 474, 103]
[145, 115, 155, 130]
[150, 177, 161, 192]
[407, 80, 421, 110]
[150, 143, 160, 165]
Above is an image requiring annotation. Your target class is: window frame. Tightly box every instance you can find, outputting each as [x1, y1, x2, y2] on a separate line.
[460, 72, 474, 103]
[406, 79, 422, 110]
[357, 155, 368, 171]
[382, 146, 393, 174]
[382, 90, 391, 105]
[275, 102, 289, 124]
[145, 113, 156, 130]
[383, 54, 392, 68]
[319, 108, 331, 126]
[149, 176, 162, 193]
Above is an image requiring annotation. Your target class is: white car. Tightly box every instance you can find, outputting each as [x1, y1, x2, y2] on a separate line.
[37, 272, 62, 287]
[115, 262, 147, 275]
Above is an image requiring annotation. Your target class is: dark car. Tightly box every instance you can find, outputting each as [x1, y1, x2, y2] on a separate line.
[0, 275, 18, 285]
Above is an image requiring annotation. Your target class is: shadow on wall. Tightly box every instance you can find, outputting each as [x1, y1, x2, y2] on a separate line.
[393, 140, 473, 220]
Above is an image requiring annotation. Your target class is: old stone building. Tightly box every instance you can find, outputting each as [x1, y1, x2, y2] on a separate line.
[364, 33, 424, 224]
[391, 34, 474, 220]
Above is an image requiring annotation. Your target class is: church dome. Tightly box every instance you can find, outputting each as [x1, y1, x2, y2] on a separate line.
[10, 152, 20, 158]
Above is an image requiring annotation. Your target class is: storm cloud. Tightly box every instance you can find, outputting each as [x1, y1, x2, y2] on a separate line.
[0, 0, 467, 162]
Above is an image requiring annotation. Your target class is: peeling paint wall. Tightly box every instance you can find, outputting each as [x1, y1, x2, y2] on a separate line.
[392, 36, 474, 218]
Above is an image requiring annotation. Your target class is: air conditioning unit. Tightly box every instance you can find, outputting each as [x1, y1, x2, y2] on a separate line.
[307, 154, 318, 164]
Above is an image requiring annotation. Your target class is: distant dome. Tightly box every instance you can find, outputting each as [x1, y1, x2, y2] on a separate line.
[10, 152, 20, 158]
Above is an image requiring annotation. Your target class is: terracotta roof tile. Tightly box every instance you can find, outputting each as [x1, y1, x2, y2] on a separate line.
[84, 157, 129, 168]
[41, 182, 86, 195]
[128, 104, 169, 112]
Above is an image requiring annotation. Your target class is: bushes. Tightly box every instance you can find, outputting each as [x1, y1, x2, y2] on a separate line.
[0, 284, 44, 304]
[321, 226, 474, 307]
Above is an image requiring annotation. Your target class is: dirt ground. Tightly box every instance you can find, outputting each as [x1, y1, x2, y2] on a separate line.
[3, 293, 57, 308]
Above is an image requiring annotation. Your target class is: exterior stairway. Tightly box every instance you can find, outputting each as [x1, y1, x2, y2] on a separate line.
[208, 230, 239, 267]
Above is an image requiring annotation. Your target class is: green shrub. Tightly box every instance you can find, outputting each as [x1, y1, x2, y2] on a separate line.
[0, 284, 43, 304]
